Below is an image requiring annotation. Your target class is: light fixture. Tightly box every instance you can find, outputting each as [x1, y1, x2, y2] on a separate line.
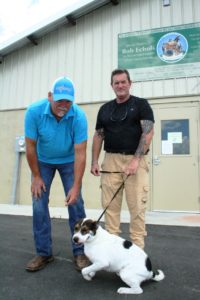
[163, 0, 170, 6]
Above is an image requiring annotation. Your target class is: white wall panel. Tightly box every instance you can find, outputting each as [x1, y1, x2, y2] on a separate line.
[22, 47, 35, 105]
[149, 0, 161, 29]
[160, 2, 172, 27]
[162, 79, 174, 96]
[63, 27, 76, 80]
[141, 81, 154, 98]
[140, 0, 152, 30]
[82, 15, 94, 102]
[181, 0, 194, 24]
[120, 0, 132, 32]
[30, 45, 43, 101]
[172, 0, 183, 25]
[110, 4, 121, 79]
[194, 0, 200, 22]
[0, 0, 200, 110]
[187, 77, 200, 94]
[74, 20, 85, 101]
[174, 78, 187, 95]
[152, 80, 164, 98]
[101, 8, 115, 100]
[90, 13, 103, 101]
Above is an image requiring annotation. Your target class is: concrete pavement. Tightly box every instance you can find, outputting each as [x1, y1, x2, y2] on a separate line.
[0, 213, 200, 300]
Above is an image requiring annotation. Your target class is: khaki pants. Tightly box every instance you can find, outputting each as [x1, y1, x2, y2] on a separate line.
[100, 152, 150, 249]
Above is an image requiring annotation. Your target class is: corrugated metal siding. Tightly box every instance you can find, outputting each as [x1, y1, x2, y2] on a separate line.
[0, 0, 200, 110]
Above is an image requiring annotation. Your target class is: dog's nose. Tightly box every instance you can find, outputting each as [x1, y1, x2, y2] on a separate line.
[73, 236, 79, 244]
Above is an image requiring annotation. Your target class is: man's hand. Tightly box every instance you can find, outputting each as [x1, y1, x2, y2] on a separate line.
[31, 176, 46, 199]
[124, 157, 140, 175]
[65, 186, 80, 206]
[91, 129, 103, 176]
[91, 162, 101, 176]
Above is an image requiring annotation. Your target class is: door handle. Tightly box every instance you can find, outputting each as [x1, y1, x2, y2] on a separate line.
[153, 156, 161, 165]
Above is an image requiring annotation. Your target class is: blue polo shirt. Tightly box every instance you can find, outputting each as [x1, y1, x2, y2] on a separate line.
[24, 98, 88, 164]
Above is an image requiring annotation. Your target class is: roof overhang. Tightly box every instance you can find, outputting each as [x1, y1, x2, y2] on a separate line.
[0, 0, 119, 59]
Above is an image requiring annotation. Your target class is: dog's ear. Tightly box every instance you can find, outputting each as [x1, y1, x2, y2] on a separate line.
[74, 218, 84, 232]
[75, 218, 83, 226]
[87, 220, 98, 236]
[91, 220, 99, 232]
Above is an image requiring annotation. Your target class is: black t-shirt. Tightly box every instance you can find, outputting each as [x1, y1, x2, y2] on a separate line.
[95, 95, 154, 153]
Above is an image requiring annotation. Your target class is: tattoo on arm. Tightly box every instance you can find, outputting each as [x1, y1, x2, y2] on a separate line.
[96, 128, 105, 139]
[135, 120, 154, 157]
[141, 120, 154, 134]
[135, 135, 146, 157]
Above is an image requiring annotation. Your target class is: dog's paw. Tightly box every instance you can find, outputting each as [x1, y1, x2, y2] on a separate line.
[81, 268, 93, 281]
[82, 274, 92, 281]
[88, 271, 95, 278]
[117, 287, 143, 294]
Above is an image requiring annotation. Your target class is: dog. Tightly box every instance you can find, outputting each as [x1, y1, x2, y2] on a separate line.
[72, 218, 165, 295]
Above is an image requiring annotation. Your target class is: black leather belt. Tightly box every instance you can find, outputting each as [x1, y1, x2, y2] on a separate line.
[106, 150, 135, 155]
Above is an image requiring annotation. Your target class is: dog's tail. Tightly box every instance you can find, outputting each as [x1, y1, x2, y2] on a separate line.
[152, 270, 165, 281]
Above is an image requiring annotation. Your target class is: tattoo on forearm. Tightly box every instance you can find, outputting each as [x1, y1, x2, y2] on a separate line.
[96, 128, 105, 139]
[141, 120, 154, 134]
[135, 120, 154, 157]
[135, 135, 146, 157]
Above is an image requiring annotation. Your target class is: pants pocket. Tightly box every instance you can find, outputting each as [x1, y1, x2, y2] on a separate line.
[139, 157, 149, 172]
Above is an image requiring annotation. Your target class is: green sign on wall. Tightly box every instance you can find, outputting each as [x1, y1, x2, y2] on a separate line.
[118, 22, 200, 81]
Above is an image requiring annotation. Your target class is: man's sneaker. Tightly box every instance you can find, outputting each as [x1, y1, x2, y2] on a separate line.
[26, 255, 54, 272]
[74, 254, 90, 271]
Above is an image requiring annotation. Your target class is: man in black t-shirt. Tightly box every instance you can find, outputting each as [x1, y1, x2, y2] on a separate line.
[91, 69, 154, 249]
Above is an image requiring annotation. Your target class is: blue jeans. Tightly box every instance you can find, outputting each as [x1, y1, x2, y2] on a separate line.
[32, 161, 86, 257]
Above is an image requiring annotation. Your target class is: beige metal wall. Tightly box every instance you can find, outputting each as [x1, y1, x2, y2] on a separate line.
[0, 103, 103, 209]
[0, 0, 200, 110]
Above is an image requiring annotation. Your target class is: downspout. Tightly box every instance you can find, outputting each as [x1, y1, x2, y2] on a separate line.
[10, 136, 26, 205]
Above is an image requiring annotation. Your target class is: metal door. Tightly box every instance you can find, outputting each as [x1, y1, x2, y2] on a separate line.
[151, 103, 200, 212]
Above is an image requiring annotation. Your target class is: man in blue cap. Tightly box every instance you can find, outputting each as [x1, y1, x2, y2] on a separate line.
[25, 76, 89, 272]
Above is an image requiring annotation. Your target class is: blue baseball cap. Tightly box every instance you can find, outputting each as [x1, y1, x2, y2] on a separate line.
[51, 76, 74, 101]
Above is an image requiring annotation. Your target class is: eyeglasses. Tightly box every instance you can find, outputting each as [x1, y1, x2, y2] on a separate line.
[110, 104, 128, 122]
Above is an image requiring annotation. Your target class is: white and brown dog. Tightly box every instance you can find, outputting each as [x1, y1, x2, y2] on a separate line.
[73, 218, 165, 295]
